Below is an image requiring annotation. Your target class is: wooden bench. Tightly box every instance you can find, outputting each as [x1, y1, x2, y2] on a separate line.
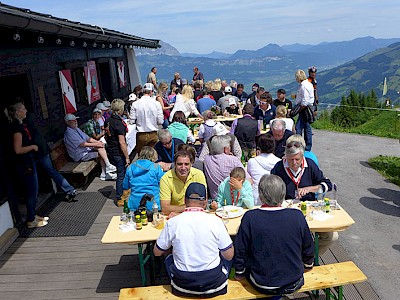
[49, 140, 98, 186]
[119, 261, 367, 300]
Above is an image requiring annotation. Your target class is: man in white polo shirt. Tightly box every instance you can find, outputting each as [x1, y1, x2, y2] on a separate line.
[129, 83, 163, 154]
[154, 182, 234, 298]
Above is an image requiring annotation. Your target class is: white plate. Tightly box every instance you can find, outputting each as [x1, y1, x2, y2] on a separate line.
[215, 205, 244, 219]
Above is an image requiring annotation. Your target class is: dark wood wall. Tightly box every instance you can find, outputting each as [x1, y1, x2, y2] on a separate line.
[0, 35, 132, 201]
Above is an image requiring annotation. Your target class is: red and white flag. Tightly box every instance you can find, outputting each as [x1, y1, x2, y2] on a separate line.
[59, 70, 77, 114]
[117, 61, 126, 88]
[84, 61, 101, 104]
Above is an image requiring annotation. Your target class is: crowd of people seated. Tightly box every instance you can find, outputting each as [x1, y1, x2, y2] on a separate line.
[6, 66, 334, 298]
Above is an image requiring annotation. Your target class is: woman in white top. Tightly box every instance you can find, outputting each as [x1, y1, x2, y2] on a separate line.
[169, 85, 203, 122]
[247, 134, 281, 205]
[269, 105, 295, 132]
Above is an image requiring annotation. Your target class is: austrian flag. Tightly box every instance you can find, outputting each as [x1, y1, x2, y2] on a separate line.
[59, 70, 77, 114]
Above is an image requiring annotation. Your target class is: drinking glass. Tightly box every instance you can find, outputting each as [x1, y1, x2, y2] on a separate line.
[222, 209, 229, 225]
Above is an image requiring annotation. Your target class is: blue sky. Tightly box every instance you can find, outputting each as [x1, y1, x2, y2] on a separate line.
[3, 0, 399, 54]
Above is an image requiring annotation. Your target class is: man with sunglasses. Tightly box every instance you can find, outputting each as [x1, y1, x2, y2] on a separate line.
[154, 129, 184, 172]
[253, 92, 276, 127]
[154, 182, 233, 298]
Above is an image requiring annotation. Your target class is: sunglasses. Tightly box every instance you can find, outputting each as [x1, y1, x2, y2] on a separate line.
[286, 142, 302, 149]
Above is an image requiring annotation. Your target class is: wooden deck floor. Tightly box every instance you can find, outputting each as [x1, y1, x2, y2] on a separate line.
[0, 179, 380, 300]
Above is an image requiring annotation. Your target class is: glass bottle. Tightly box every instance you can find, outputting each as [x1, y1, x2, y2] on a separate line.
[135, 214, 142, 230]
[123, 200, 130, 214]
[141, 210, 148, 226]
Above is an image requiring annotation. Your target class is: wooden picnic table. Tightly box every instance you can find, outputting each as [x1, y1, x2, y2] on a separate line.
[101, 205, 354, 286]
[187, 115, 243, 125]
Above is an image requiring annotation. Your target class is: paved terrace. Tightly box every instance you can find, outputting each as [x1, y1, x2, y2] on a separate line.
[0, 130, 399, 299]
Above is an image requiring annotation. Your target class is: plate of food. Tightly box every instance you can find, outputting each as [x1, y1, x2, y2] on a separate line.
[215, 205, 244, 219]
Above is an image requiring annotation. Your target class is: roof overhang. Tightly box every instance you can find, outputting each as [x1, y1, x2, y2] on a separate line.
[0, 3, 160, 49]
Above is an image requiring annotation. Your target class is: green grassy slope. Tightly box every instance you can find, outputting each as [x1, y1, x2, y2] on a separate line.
[313, 110, 400, 139]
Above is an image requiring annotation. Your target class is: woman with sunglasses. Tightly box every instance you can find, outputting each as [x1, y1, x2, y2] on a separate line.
[5, 102, 48, 228]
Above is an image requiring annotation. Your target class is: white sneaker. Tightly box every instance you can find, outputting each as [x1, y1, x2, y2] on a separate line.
[106, 164, 117, 173]
[100, 173, 117, 181]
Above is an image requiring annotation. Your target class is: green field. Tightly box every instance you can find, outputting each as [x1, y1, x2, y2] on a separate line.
[313, 109, 400, 139]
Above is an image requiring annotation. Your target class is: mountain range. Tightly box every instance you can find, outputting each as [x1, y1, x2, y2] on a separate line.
[135, 36, 400, 105]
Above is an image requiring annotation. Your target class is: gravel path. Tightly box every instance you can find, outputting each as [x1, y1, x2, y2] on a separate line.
[312, 130, 400, 300]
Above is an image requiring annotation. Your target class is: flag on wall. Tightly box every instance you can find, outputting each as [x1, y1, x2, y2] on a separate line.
[59, 70, 77, 114]
[382, 77, 387, 96]
[84, 61, 101, 104]
[117, 61, 126, 88]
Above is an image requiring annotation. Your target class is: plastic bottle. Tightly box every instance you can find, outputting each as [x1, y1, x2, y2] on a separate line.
[301, 201, 307, 216]
[324, 197, 330, 213]
[152, 200, 159, 222]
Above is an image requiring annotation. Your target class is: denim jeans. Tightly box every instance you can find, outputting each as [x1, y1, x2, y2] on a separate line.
[37, 154, 75, 194]
[109, 155, 126, 200]
[16, 161, 39, 222]
[295, 114, 312, 151]
[162, 118, 169, 129]
[251, 275, 304, 299]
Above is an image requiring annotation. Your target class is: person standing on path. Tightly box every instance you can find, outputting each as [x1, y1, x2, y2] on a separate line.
[294, 69, 314, 151]
[308, 66, 318, 116]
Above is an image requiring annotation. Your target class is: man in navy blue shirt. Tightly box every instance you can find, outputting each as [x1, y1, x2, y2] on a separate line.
[234, 174, 314, 298]
[253, 92, 276, 126]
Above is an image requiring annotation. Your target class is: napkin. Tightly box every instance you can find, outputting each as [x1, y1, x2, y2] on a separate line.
[119, 223, 136, 232]
[312, 211, 334, 222]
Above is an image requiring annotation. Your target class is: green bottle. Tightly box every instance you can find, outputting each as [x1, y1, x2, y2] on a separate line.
[141, 210, 148, 226]
[123, 200, 130, 214]
[301, 201, 307, 216]
[324, 197, 330, 213]
[241, 150, 246, 166]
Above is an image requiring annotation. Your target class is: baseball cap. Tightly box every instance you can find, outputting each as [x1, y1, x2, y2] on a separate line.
[96, 103, 107, 110]
[277, 88, 286, 94]
[128, 93, 137, 101]
[181, 78, 188, 85]
[143, 83, 154, 91]
[92, 108, 102, 114]
[228, 97, 236, 105]
[64, 113, 79, 122]
[213, 122, 229, 136]
[308, 66, 317, 73]
[224, 86, 232, 93]
[103, 100, 111, 108]
[185, 182, 206, 201]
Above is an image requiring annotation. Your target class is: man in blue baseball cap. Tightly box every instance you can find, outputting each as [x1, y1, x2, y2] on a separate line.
[154, 182, 234, 298]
